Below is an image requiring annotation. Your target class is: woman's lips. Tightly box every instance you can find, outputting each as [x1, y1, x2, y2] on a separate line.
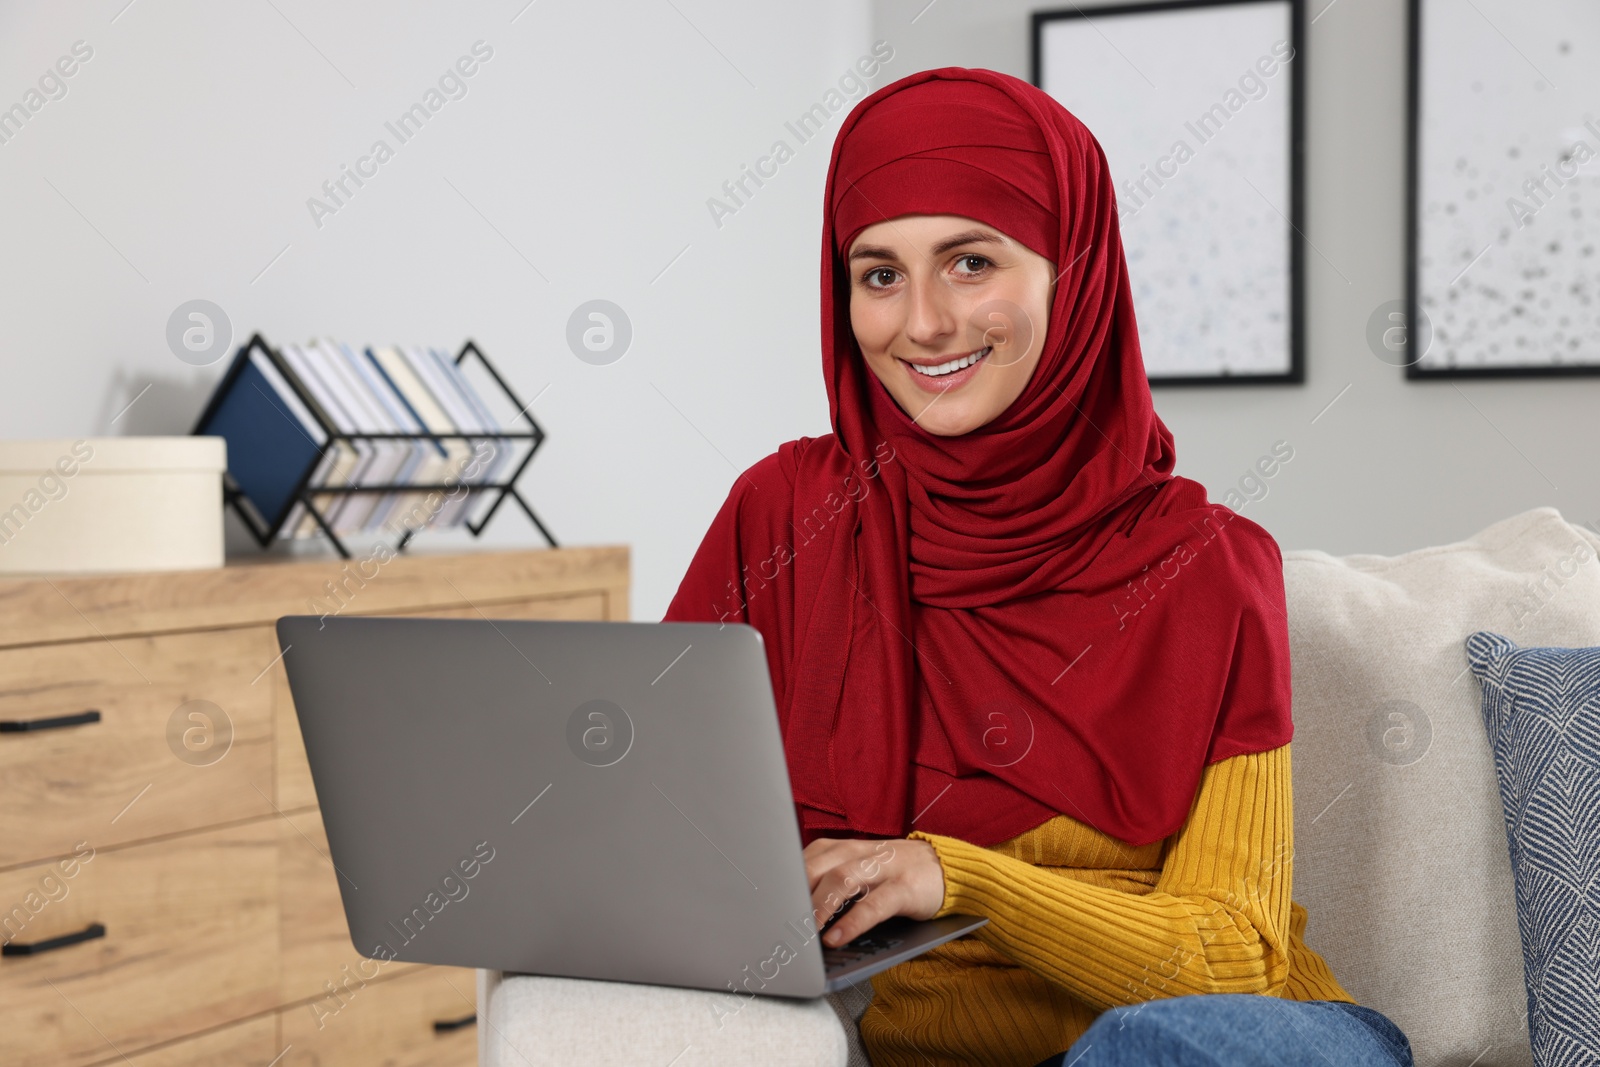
[901, 346, 992, 393]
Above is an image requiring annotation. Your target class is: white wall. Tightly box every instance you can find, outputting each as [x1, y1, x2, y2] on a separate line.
[869, 0, 1598, 558]
[3, 0, 1594, 622]
[0, 0, 879, 619]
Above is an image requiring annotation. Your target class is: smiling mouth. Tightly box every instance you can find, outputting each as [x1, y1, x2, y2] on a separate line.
[907, 346, 991, 378]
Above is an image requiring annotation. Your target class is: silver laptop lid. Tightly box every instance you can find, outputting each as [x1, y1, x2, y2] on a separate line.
[276, 614, 833, 997]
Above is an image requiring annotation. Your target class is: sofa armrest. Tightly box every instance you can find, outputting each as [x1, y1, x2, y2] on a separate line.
[476, 968, 854, 1067]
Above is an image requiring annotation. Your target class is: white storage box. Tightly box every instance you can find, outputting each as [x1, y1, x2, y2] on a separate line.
[0, 437, 226, 574]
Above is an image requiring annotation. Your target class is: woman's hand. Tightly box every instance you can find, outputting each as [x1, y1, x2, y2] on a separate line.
[802, 836, 946, 947]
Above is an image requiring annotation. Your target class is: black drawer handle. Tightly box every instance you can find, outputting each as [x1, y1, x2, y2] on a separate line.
[0, 710, 102, 734]
[432, 1012, 476, 1033]
[3, 922, 106, 957]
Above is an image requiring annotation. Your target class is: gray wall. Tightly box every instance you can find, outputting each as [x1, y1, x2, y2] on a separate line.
[0, 0, 878, 620]
[871, 0, 1597, 558]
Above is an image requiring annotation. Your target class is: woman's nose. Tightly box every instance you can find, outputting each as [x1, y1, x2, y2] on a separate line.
[902, 275, 960, 349]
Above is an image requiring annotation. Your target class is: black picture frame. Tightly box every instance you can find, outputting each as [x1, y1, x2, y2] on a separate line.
[1404, 0, 1600, 380]
[1032, 0, 1306, 387]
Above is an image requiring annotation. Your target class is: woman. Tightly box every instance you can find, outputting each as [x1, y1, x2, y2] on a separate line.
[664, 68, 1413, 1067]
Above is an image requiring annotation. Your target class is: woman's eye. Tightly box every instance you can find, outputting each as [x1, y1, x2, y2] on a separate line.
[863, 267, 899, 288]
[953, 255, 991, 275]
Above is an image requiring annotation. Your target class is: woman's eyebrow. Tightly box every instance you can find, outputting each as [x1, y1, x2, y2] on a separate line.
[930, 229, 1005, 256]
[847, 229, 1005, 264]
[848, 243, 899, 263]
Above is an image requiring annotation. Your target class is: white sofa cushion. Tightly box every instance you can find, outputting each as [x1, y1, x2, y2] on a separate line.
[478, 967, 852, 1067]
[1283, 507, 1600, 1067]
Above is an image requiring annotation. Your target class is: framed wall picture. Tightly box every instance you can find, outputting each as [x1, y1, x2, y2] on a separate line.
[1405, 0, 1600, 378]
[1033, 0, 1305, 386]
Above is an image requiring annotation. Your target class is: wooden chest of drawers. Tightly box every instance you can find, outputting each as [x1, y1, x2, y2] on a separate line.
[0, 546, 629, 1067]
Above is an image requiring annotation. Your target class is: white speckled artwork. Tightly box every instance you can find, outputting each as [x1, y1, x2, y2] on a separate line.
[1037, 1, 1297, 381]
[1415, 0, 1600, 372]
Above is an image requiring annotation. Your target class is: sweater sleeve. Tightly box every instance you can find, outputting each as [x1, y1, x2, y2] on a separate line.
[907, 743, 1296, 1013]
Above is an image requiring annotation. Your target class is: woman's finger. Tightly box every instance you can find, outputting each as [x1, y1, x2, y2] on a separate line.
[811, 872, 867, 928]
[821, 879, 906, 947]
[803, 837, 875, 893]
[803, 839, 845, 892]
[811, 844, 899, 929]
[810, 849, 880, 925]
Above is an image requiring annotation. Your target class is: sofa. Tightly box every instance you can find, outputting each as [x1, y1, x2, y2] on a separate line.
[477, 506, 1600, 1067]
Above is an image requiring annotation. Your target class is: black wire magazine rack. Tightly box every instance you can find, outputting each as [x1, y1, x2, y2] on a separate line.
[192, 332, 556, 560]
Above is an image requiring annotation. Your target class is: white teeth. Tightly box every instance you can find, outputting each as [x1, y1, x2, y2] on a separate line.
[910, 347, 990, 377]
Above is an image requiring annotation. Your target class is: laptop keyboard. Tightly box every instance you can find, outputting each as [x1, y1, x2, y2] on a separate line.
[822, 932, 905, 973]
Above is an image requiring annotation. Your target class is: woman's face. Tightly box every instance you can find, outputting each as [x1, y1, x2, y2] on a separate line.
[847, 214, 1055, 437]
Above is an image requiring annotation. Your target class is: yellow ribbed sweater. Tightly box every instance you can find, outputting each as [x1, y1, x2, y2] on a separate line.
[860, 742, 1353, 1067]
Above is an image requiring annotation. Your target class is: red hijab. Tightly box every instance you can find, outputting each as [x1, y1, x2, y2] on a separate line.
[664, 67, 1293, 849]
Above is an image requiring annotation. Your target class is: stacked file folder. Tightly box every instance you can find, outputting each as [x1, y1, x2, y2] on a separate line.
[193, 333, 554, 558]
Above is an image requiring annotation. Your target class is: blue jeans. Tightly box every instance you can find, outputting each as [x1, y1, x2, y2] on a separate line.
[1031, 995, 1414, 1067]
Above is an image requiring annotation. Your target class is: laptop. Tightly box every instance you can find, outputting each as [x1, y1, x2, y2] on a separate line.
[274, 614, 987, 997]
